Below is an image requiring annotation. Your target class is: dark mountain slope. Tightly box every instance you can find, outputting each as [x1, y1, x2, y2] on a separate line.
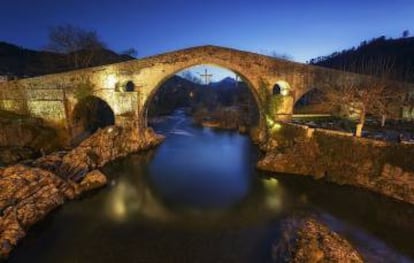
[0, 41, 133, 77]
[311, 36, 414, 82]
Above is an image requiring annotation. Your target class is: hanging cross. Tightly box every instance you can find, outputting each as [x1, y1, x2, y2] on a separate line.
[200, 69, 213, 85]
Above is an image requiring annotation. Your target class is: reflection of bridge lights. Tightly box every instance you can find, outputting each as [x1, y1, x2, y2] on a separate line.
[106, 179, 173, 223]
[263, 177, 279, 189]
[266, 195, 282, 210]
[113, 198, 127, 218]
[263, 178, 282, 210]
[109, 183, 128, 221]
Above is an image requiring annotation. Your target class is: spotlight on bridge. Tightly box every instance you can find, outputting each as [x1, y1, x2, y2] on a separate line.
[266, 115, 282, 132]
[273, 81, 291, 96]
[280, 88, 289, 96]
[106, 74, 117, 89]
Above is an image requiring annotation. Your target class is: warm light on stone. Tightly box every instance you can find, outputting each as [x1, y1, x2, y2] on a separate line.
[106, 74, 117, 89]
[280, 89, 289, 96]
[275, 80, 291, 96]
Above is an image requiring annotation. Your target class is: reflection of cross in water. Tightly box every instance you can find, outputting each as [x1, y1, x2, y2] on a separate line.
[200, 69, 213, 85]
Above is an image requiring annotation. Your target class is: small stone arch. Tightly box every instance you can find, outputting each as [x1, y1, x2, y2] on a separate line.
[115, 80, 136, 92]
[70, 96, 115, 145]
[273, 81, 291, 96]
[273, 84, 281, 95]
[293, 87, 330, 114]
[125, 81, 135, 92]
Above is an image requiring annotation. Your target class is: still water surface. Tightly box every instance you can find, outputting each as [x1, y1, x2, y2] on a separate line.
[8, 109, 414, 262]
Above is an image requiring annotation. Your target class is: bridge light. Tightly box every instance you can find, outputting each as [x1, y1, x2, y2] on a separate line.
[266, 115, 282, 132]
[106, 74, 117, 89]
[274, 81, 291, 96]
[271, 122, 282, 132]
[280, 88, 289, 96]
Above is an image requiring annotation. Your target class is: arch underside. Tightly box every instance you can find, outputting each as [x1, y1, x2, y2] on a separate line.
[70, 96, 115, 145]
[141, 60, 265, 129]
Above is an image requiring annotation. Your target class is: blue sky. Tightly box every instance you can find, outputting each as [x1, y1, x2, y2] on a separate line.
[1, 0, 413, 80]
[178, 65, 236, 83]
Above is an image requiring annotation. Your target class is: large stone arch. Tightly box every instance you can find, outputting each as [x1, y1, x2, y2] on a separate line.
[139, 60, 265, 129]
[293, 87, 330, 114]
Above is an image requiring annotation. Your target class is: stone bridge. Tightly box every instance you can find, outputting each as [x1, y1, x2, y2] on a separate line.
[0, 45, 412, 144]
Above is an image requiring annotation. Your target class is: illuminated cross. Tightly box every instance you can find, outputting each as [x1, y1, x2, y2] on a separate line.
[200, 69, 213, 85]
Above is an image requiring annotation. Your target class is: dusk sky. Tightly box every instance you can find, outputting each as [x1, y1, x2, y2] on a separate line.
[1, 0, 413, 65]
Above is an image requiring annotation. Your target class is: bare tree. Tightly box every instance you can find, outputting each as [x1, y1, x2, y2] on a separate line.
[270, 51, 292, 60]
[325, 57, 404, 136]
[402, 30, 410, 38]
[121, 48, 138, 58]
[46, 24, 106, 69]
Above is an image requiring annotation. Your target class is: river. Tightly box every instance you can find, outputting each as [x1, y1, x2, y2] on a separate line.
[7, 109, 414, 263]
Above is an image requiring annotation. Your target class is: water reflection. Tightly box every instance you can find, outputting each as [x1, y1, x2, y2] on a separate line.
[104, 154, 177, 223]
[102, 149, 283, 228]
[148, 109, 254, 210]
[262, 177, 283, 210]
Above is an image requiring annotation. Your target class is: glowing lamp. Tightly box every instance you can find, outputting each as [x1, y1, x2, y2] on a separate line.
[280, 88, 289, 96]
[271, 122, 282, 132]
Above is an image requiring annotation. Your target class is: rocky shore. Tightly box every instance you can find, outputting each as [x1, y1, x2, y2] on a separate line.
[0, 126, 163, 259]
[193, 106, 253, 133]
[272, 216, 364, 263]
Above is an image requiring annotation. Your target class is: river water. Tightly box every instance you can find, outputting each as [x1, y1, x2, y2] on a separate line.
[7, 109, 414, 263]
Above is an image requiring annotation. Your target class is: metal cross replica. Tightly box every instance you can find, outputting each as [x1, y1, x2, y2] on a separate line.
[200, 69, 213, 85]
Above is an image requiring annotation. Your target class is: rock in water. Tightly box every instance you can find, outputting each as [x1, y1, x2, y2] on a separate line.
[272, 216, 364, 263]
[78, 170, 107, 193]
[0, 165, 66, 257]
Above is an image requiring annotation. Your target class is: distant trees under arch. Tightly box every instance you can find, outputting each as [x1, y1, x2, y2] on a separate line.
[71, 96, 115, 145]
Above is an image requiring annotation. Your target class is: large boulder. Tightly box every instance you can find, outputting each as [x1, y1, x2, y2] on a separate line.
[272, 216, 364, 263]
[78, 170, 107, 193]
[58, 126, 164, 181]
[0, 165, 66, 258]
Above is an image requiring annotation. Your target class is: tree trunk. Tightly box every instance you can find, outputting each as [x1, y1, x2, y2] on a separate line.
[355, 110, 366, 137]
[381, 114, 387, 127]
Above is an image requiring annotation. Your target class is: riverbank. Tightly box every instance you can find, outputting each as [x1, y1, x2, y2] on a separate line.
[193, 106, 254, 133]
[258, 123, 414, 205]
[0, 126, 163, 259]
